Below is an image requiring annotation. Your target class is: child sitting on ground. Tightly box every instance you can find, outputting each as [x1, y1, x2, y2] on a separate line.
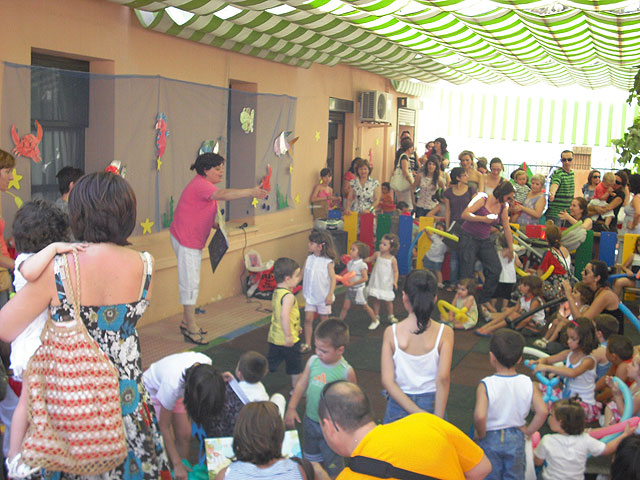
[533, 282, 593, 350]
[339, 241, 378, 329]
[589, 171, 616, 230]
[422, 220, 448, 288]
[284, 319, 355, 477]
[474, 329, 547, 480]
[234, 351, 286, 417]
[5, 200, 86, 478]
[596, 334, 634, 403]
[534, 398, 632, 480]
[476, 275, 544, 337]
[268, 258, 304, 388]
[448, 278, 478, 330]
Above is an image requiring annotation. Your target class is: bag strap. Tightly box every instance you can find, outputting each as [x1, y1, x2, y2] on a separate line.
[347, 456, 439, 480]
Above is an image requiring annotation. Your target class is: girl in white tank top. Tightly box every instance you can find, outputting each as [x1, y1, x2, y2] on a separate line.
[380, 270, 454, 422]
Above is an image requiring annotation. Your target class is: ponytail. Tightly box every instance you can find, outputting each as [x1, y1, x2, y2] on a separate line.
[403, 270, 437, 334]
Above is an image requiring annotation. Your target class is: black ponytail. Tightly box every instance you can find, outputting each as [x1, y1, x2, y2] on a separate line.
[403, 270, 437, 334]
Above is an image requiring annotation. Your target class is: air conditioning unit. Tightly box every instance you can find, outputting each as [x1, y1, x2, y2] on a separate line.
[359, 90, 393, 123]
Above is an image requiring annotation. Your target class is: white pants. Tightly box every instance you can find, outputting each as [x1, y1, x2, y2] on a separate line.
[170, 234, 202, 306]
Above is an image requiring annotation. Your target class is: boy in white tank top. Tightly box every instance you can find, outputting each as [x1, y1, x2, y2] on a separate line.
[473, 329, 548, 480]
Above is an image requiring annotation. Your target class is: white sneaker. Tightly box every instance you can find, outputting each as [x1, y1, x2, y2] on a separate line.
[368, 319, 380, 330]
[6, 454, 40, 479]
[388, 315, 398, 324]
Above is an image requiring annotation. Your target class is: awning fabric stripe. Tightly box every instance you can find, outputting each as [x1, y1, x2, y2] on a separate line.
[110, 0, 640, 90]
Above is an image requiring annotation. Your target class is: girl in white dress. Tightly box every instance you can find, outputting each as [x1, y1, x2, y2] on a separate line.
[366, 233, 399, 325]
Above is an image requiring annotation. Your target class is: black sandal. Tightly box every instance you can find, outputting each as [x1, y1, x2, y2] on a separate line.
[182, 330, 208, 345]
[180, 323, 207, 335]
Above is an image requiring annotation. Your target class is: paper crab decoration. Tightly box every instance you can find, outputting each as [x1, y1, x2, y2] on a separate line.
[11, 120, 43, 163]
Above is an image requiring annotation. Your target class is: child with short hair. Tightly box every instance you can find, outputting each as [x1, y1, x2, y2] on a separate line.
[285, 319, 355, 477]
[589, 171, 616, 230]
[534, 398, 632, 480]
[396, 201, 411, 215]
[490, 233, 522, 313]
[378, 182, 395, 213]
[366, 233, 399, 326]
[302, 231, 337, 352]
[596, 334, 634, 403]
[474, 329, 547, 480]
[339, 241, 378, 329]
[603, 351, 640, 425]
[422, 220, 447, 288]
[235, 351, 286, 417]
[592, 314, 619, 379]
[476, 275, 544, 336]
[448, 278, 478, 330]
[509, 169, 531, 223]
[268, 257, 304, 387]
[6, 200, 86, 478]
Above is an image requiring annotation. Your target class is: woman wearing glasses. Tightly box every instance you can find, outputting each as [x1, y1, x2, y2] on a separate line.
[588, 171, 628, 233]
[582, 170, 601, 202]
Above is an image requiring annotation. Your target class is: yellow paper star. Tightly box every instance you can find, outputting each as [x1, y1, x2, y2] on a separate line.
[315, 131, 321, 142]
[375, 138, 380, 146]
[251, 197, 259, 207]
[289, 164, 293, 174]
[8, 168, 22, 190]
[156, 157, 163, 171]
[141, 217, 154, 234]
[294, 194, 301, 204]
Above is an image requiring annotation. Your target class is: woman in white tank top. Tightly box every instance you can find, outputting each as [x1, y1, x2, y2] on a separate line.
[380, 270, 454, 423]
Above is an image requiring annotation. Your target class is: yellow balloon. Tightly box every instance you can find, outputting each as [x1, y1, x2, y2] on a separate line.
[437, 300, 468, 324]
[540, 265, 554, 280]
[424, 226, 458, 242]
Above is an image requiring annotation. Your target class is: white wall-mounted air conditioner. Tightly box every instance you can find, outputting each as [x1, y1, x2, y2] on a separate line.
[359, 90, 393, 123]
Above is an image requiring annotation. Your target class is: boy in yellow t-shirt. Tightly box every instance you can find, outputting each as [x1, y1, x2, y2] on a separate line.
[268, 257, 303, 388]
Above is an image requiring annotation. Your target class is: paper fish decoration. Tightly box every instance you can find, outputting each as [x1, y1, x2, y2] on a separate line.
[274, 131, 299, 157]
[240, 108, 254, 133]
[155, 113, 169, 158]
[199, 140, 220, 155]
[11, 121, 43, 163]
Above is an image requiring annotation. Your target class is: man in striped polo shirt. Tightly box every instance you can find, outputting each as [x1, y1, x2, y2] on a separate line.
[545, 150, 575, 225]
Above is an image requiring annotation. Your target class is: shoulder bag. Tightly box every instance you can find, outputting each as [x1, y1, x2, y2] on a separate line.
[22, 252, 128, 475]
[390, 154, 412, 192]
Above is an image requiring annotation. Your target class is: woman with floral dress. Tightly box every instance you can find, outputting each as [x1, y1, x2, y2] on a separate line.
[346, 158, 380, 213]
[0, 172, 171, 480]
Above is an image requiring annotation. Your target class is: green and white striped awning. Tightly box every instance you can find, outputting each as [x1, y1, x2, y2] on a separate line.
[109, 0, 640, 90]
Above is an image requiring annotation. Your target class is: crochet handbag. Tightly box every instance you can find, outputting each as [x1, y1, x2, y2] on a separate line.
[22, 252, 128, 475]
[390, 154, 412, 192]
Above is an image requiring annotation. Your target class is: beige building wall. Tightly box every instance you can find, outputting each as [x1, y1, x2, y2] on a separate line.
[0, 0, 404, 325]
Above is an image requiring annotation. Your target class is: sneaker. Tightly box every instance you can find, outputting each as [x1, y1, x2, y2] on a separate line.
[388, 315, 398, 324]
[6, 454, 39, 479]
[533, 338, 548, 349]
[368, 319, 380, 330]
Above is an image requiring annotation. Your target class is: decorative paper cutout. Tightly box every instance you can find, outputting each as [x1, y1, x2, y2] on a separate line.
[289, 164, 293, 174]
[199, 140, 220, 155]
[259, 165, 272, 192]
[240, 108, 254, 133]
[6, 191, 23, 208]
[251, 197, 259, 207]
[315, 131, 321, 142]
[162, 196, 175, 228]
[11, 120, 43, 163]
[274, 131, 299, 157]
[294, 194, 301, 204]
[155, 113, 169, 171]
[8, 169, 22, 190]
[276, 186, 288, 209]
[141, 217, 154, 234]
[375, 138, 380, 146]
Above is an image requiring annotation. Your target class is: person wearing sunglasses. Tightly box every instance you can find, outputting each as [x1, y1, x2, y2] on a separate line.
[587, 171, 629, 233]
[318, 381, 492, 480]
[582, 170, 601, 202]
[545, 150, 575, 226]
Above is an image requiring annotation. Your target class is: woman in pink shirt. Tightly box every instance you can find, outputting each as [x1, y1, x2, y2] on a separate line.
[170, 153, 267, 344]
